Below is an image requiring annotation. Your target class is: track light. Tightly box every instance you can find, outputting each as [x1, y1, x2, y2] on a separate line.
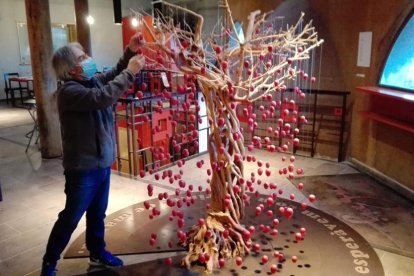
[86, 15, 95, 25]
[131, 17, 139, 27]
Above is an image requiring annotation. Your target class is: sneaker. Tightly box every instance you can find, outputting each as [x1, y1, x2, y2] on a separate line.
[40, 262, 57, 276]
[89, 250, 123, 267]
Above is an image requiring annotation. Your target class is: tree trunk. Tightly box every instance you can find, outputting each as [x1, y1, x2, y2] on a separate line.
[182, 86, 250, 271]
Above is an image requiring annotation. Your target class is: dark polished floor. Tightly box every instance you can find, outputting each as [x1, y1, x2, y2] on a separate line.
[0, 102, 413, 276]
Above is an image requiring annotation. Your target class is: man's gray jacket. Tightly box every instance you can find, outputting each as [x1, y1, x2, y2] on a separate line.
[57, 48, 135, 171]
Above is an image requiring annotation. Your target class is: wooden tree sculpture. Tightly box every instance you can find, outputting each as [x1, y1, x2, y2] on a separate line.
[134, 0, 323, 272]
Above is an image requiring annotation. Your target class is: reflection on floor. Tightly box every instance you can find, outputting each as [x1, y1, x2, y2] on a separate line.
[0, 102, 413, 276]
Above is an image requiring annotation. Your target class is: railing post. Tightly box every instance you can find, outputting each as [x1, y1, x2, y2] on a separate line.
[338, 93, 348, 162]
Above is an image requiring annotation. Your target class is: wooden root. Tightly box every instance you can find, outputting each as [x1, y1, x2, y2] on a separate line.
[181, 212, 250, 272]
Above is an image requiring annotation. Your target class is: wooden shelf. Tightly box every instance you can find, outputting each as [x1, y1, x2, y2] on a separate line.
[356, 86, 414, 134]
[360, 111, 414, 134]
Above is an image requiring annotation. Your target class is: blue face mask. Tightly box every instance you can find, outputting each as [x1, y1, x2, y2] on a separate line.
[80, 57, 97, 79]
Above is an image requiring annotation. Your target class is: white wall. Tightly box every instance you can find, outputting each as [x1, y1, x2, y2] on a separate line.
[88, 0, 123, 70]
[0, 0, 123, 100]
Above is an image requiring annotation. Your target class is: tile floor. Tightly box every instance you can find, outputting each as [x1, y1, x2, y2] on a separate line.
[0, 103, 413, 276]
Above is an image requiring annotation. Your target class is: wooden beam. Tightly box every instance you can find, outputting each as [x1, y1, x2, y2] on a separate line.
[25, 0, 62, 158]
[74, 0, 92, 55]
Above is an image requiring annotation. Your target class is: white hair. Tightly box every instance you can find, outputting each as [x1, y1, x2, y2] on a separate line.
[52, 42, 83, 80]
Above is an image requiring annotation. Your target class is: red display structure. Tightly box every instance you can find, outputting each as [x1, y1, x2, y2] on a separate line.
[114, 16, 200, 176]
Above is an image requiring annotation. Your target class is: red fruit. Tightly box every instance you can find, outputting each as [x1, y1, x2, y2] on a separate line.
[261, 255, 269, 264]
[218, 117, 225, 127]
[143, 201, 150, 209]
[292, 255, 298, 263]
[177, 230, 186, 241]
[136, 91, 144, 99]
[243, 230, 251, 240]
[293, 138, 300, 146]
[219, 258, 225, 268]
[177, 218, 184, 228]
[270, 264, 278, 273]
[301, 202, 307, 210]
[165, 257, 173, 266]
[198, 254, 205, 263]
[259, 224, 265, 232]
[266, 196, 274, 206]
[248, 225, 255, 233]
[152, 207, 160, 216]
[285, 207, 294, 219]
[223, 229, 229, 239]
[309, 194, 316, 203]
[235, 256, 243, 266]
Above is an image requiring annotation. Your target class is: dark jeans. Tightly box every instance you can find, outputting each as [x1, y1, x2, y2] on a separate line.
[43, 167, 111, 265]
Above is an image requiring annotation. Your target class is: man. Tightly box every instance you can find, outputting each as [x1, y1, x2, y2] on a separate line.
[41, 34, 145, 276]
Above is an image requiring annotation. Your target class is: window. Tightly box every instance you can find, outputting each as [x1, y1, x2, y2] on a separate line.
[379, 11, 414, 92]
[17, 23, 76, 65]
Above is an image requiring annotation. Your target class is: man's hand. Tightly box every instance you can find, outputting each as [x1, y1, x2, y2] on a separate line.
[128, 33, 144, 52]
[127, 55, 145, 75]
